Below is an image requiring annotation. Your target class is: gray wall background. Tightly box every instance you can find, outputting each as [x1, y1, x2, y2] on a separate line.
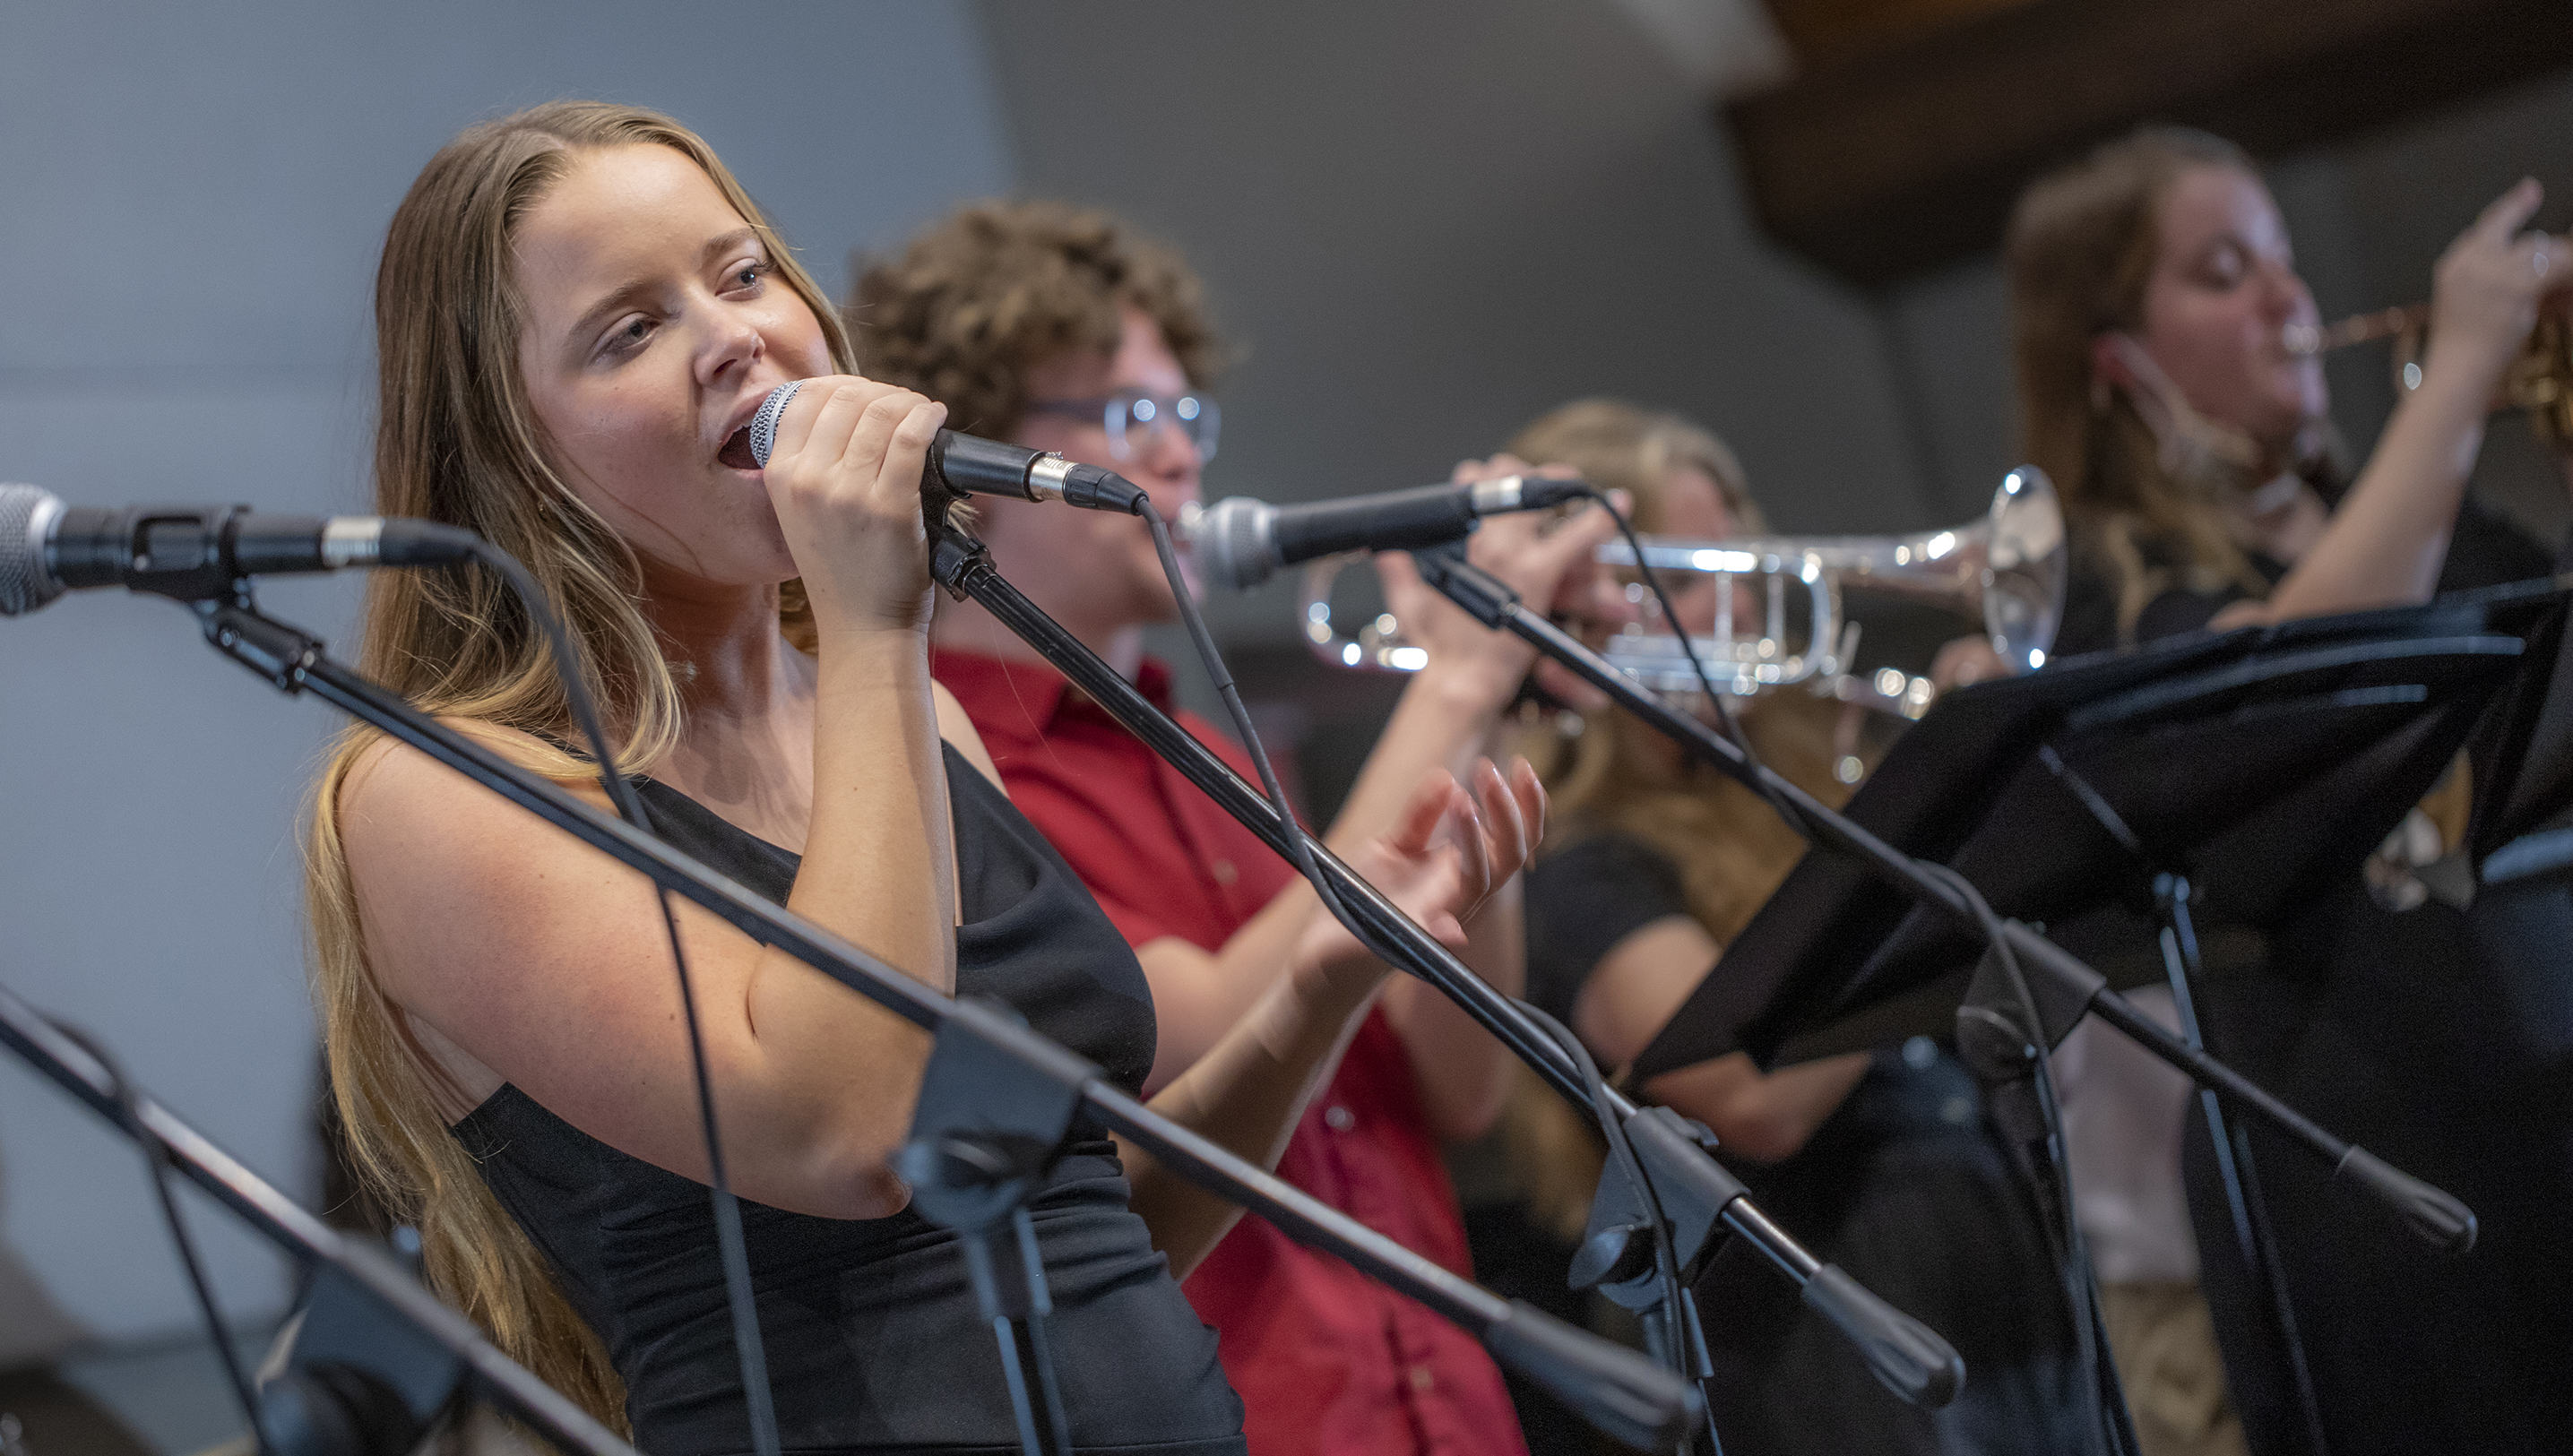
[3, 0, 2566, 1350]
[0, 0, 1014, 1350]
[968, 0, 1944, 657]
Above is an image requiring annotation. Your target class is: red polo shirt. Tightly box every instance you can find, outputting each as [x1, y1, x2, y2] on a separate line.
[932, 648, 1528, 1456]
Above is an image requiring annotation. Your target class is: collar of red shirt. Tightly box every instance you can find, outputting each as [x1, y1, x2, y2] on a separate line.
[929, 647, 1177, 744]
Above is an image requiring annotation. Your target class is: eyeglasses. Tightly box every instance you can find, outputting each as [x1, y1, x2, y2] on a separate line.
[1023, 388, 1221, 464]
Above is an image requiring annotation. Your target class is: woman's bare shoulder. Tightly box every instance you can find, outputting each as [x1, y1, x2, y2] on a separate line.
[333, 720, 622, 947]
[339, 719, 609, 823]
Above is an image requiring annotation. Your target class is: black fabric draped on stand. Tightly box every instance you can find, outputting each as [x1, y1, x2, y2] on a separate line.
[453, 746, 1246, 1456]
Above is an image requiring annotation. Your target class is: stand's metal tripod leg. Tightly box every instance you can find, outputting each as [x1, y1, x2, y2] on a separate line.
[2155, 875, 2328, 1456]
[955, 1208, 1073, 1456]
[1956, 951, 2145, 1456]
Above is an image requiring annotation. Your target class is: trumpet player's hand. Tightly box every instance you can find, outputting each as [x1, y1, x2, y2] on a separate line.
[1295, 759, 1545, 992]
[1372, 455, 1625, 710]
[2424, 178, 2563, 397]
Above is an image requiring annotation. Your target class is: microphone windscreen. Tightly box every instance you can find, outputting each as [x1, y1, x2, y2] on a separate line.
[0, 483, 65, 617]
[747, 382, 804, 469]
[1190, 497, 1278, 593]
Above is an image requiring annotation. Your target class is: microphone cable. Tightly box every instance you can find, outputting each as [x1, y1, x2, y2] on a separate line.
[1139, 499, 1346, 927]
[462, 540, 781, 1456]
[1578, 488, 1812, 840]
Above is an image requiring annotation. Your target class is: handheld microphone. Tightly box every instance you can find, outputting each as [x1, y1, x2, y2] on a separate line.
[0, 483, 479, 616]
[1185, 476, 1591, 592]
[747, 381, 1149, 514]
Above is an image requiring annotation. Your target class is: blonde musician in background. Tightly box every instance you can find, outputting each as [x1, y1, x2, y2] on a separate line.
[1468, 399, 2092, 1456]
[2007, 125, 2570, 1456]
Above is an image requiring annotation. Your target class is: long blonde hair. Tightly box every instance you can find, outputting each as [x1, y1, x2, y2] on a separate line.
[1507, 401, 1835, 946]
[2005, 126, 2308, 642]
[1498, 401, 1852, 1236]
[305, 101, 855, 1428]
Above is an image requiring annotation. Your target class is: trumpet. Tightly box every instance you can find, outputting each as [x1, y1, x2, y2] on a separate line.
[1298, 468, 2068, 720]
[2285, 302, 2573, 448]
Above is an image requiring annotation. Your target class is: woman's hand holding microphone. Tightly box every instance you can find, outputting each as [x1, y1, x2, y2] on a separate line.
[756, 375, 950, 639]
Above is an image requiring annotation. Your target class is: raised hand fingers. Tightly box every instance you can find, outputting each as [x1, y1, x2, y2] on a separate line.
[1533, 658, 1613, 715]
[1389, 767, 1462, 857]
[1371, 545, 1427, 605]
[2432, 192, 2569, 372]
[1533, 495, 1627, 604]
[2470, 177, 2544, 246]
[1442, 778, 1494, 908]
[2519, 234, 2564, 296]
[1471, 757, 1530, 875]
[1512, 755, 1549, 849]
[1466, 489, 1625, 612]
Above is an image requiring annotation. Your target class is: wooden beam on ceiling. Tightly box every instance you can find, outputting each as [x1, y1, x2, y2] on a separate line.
[1727, 0, 2573, 288]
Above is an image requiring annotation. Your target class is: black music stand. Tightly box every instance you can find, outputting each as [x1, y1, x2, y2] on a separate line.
[2463, 573, 2573, 878]
[1631, 596, 2551, 1080]
[1632, 587, 2564, 1455]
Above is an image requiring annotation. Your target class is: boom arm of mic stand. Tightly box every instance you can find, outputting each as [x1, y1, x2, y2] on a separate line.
[1415, 555, 2476, 1255]
[928, 534, 1964, 1409]
[180, 592, 1701, 1454]
[0, 977, 638, 1456]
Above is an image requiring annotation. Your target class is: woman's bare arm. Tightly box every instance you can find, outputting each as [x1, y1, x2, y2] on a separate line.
[1576, 912, 1868, 1165]
[2228, 182, 2560, 626]
[1119, 765, 1544, 1277]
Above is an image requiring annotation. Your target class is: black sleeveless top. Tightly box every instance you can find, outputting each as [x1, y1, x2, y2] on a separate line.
[452, 747, 1245, 1455]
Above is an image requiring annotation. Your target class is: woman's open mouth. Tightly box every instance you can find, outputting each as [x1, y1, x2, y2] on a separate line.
[718, 427, 759, 470]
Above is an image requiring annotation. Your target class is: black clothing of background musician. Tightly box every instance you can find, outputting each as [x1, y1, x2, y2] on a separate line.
[2054, 491, 2552, 653]
[455, 746, 1245, 1456]
[1517, 833, 2095, 1456]
[2052, 508, 2573, 1456]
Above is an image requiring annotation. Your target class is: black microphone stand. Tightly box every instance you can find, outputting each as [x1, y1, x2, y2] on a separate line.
[162, 582, 1699, 1456]
[1404, 551, 2477, 1245]
[0, 975, 639, 1456]
[922, 521, 1966, 1421]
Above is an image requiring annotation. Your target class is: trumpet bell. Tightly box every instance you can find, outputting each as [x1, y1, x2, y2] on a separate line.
[1592, 469, 2065, 699]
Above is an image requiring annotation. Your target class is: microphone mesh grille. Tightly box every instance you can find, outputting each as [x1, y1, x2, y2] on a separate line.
[1199, 497, 1274, 592]
[0, 483, 63, 617]
[747, 381, 803, 468]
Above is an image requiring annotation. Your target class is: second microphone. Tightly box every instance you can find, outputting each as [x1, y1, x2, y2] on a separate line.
[1187, 476, 1593, 592]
